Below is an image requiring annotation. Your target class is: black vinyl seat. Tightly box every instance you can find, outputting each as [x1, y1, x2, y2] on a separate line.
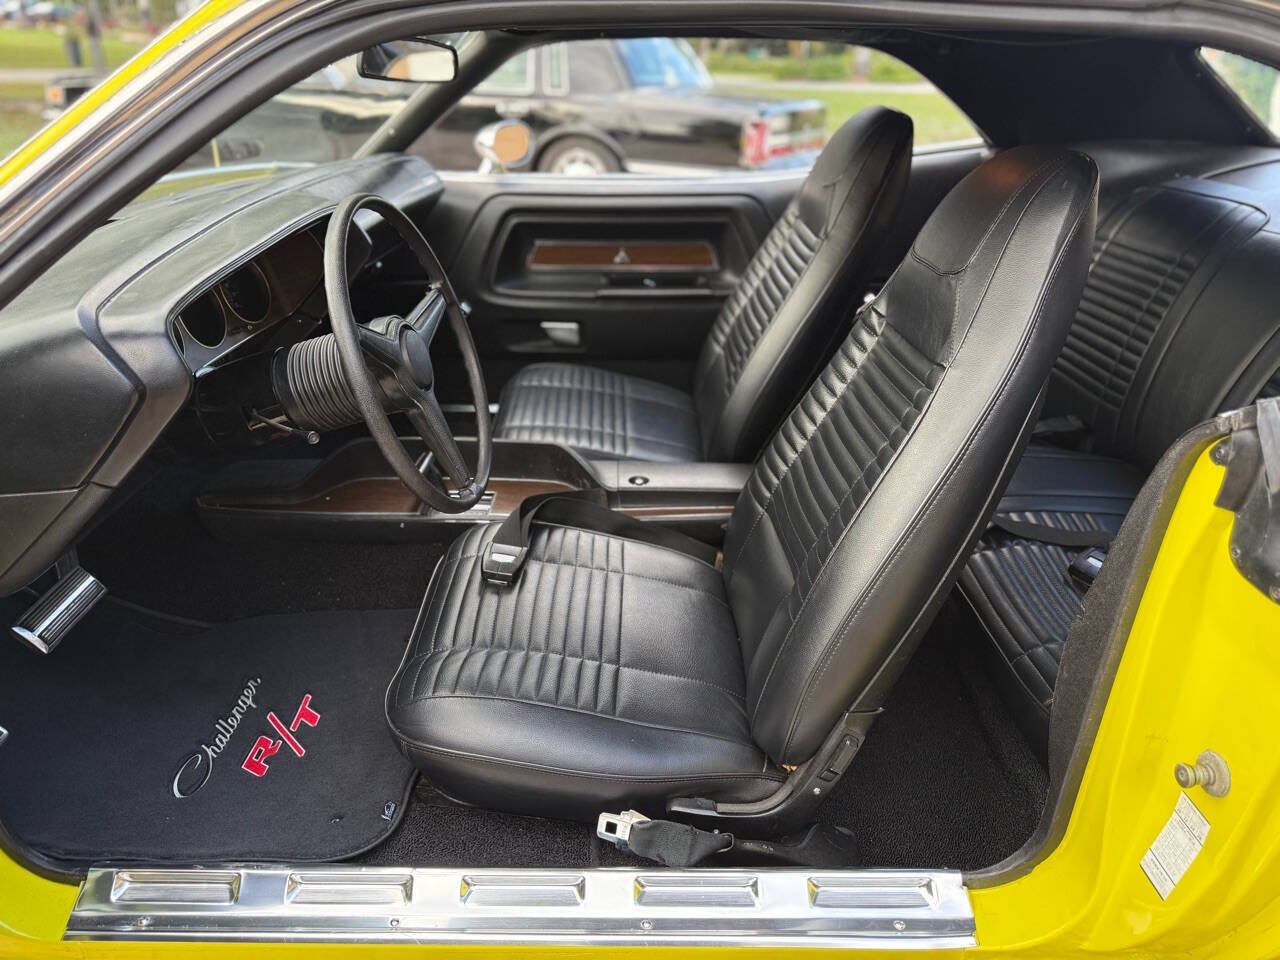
[492, 107, 914, 464]
[386, 147, 1099, 821]
[959, 177, 1280, 754]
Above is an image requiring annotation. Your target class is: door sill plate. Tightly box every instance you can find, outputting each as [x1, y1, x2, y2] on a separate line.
[67, 865, 976, 947]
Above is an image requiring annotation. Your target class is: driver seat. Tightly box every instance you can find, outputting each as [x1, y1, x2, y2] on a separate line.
[386, 147, 1098, 823]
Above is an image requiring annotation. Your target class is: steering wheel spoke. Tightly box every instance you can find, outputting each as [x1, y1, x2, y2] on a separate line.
[408, 389, 472, 493]
[406, 287, 446, 344]
[355, 322, 403, 370]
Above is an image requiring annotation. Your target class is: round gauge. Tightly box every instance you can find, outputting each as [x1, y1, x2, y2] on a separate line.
[178, 291, 225, 348]
[219, 262, 271, 325]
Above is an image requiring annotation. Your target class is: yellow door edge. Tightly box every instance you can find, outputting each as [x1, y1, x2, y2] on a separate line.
[972, 407, 1280, 957]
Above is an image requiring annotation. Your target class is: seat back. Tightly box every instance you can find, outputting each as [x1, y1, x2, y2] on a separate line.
[692, 107, 913, 462]
[721, 147, 1099, 765]
[1047, 179, 1280, 470]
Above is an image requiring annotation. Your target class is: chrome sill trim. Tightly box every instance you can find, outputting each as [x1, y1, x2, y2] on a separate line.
[66, 865, 975, 948]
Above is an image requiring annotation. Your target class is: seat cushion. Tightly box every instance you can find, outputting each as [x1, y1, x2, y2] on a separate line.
[993, 445, 1146, 538]
[963, 445, 1142, 754]
[493, 363, 701, 463]
[958, 539, 1087, 757]
[385, 522, 783, 821]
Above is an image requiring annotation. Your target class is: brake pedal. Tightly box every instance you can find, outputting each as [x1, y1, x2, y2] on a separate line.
[12, 566, 106, 654]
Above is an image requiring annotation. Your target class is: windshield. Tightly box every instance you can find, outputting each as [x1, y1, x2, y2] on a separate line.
[134, 55, 418, 204]
[617, 37, 712, 90]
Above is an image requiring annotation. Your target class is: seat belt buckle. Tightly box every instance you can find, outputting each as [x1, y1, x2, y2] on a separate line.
[482, 543, 527, 585]
[596, 809, 649, 852]
[1068, 546, 1107, 590]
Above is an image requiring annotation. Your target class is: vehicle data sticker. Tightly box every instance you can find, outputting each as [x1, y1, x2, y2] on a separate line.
[1140, 792, 1210, 899]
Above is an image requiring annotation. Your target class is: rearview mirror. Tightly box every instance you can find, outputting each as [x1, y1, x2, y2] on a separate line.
[358, 38, 458, 83]
[473, 120, 535, 174]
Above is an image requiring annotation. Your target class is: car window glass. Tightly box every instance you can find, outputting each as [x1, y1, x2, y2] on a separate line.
[476, 49, 534, 94]
[1201, 49, 1280, 138]
[136, 55, 409, 202]
[568, 42, 624, 94]
[416, 39, 982, 175]
[544, 44, 569, 95]
[618, 37, 711, 89]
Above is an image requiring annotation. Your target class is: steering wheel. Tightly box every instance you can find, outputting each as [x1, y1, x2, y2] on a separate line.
[324, 193, 491, 514]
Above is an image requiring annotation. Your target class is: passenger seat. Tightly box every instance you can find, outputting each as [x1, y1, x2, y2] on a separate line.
[492, 107, 913, 463]
[959, 176, 1280, 753]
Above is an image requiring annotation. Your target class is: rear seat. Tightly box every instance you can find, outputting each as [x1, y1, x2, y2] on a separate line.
[959, 175, 1280, 753]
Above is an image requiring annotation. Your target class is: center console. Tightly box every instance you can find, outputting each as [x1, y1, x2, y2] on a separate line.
[197, 438, 751, 544]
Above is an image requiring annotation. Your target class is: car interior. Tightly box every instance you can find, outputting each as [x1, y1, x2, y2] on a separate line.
[2, 23, 1280, 886]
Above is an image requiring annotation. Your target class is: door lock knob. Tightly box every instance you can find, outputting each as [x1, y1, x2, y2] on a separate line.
[1174, 750, 1230, 797]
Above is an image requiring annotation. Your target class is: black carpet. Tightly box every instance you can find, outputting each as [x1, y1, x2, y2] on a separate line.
[0, 600, 418, 868]
[360, 781, 623, 868]
[360, 600, 1047, 871]
[816, 600, 1048, 869]
[78, 461, 447, 622]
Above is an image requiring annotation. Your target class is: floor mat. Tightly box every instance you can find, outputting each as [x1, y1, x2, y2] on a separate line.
[360, 599, 1047, 871]
[0, 600, 417, 867]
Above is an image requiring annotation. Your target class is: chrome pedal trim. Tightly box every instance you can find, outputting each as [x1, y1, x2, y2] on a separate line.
[67, 865, 975, 947]
[11, 566, 106, 654]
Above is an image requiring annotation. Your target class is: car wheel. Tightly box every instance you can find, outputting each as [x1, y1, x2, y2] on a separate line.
[537, 137, 622, 175]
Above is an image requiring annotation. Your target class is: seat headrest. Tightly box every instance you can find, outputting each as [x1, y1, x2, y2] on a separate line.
[795, 106, 913, 236]
[912, 145, 1091, 275]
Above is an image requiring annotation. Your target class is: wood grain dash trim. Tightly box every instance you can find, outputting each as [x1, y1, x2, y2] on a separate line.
[528, 240, 718, 272]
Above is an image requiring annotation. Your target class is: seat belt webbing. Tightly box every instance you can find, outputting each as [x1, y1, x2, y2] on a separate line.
[482, 489, 720, 585]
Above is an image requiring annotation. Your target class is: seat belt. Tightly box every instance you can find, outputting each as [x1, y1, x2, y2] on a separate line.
[1067, 546, 1108, 589]
[597, 810, 858, 868]
[989, 514, 1115, 548]
[481, 489, 720, 585]
[1030, 414, 1090, 446]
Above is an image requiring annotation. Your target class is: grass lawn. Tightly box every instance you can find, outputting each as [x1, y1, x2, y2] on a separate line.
[0, 81, 44, 158]
[705, 48, 921, 84]
[0, 25, 142, 70]
[721, 83, 981, 146]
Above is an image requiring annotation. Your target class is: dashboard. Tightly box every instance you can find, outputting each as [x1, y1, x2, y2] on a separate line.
[175, 228, 324, 372]
[0, 154, 443, 595]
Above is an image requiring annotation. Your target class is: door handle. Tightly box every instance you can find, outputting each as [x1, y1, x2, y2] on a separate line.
[497, 100, 531, 119]
[539, 321, 581, 347]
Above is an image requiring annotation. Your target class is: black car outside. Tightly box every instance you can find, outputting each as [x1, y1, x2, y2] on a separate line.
[46, 38, 825, 175]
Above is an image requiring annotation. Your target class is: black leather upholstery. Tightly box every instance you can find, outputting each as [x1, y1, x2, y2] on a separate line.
[693, 108, 915, 461]
[492, 108, 914, 463]
[958, 541, 1085, 754]
[1048, 180, 1269, 470]
[993, 446, 1145, 537]
[387, 146, 1099, 817]
[386, 523, 782, 820]
[960, 176, 1280, 755]
[1264, 367, 1280, 400]
[489, 363, 700, 463]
